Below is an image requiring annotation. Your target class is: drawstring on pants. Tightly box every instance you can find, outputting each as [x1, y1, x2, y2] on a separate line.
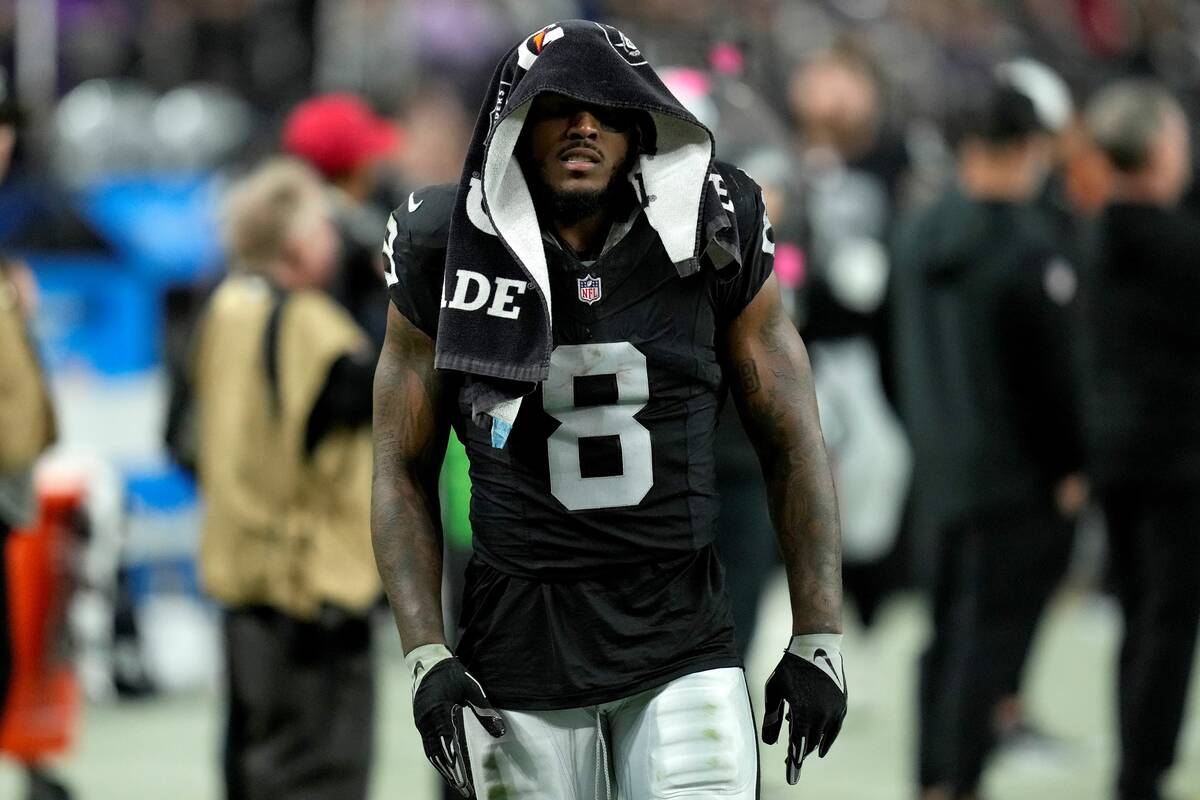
[593, 708, 612, 800]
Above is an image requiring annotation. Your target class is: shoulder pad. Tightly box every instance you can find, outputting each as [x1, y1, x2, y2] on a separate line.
[390, 183, 457, 251]
[713, 160, 764, 237]
[383, 185, 455, 331]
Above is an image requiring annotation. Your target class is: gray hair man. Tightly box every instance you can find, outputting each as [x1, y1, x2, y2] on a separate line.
[1083, 80, 1200, 800]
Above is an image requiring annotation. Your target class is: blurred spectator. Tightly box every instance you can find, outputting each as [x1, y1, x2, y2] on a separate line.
[788, 44, 909, 196]
[892, 72, 1084, 800]
[0, 257, 59, 748]
[1082, 79, 1200, 800]
[1036, 111, 1114, 269]
[393, 85, 473, 190]
[787, 44, 912, 286]
[194, 158, 380, 800]
[997, 57, 1109, 315]
[0, 258, 55, 533]
[991, 58, 1089, 748]
[0, 70, 69, 797]
[283, 92, 400, 345]
[788, 44, 914, 650]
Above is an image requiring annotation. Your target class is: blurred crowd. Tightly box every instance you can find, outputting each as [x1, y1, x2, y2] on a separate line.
[2, 1, 1200, 190]
[2, 1, 1200, 799]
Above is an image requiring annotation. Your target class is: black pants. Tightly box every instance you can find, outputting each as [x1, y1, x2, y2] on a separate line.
[223, 606, 374, 800]
[918, 506, 1072, 795]
[844, 552, 902, 630]
[1104, 487, 1200, 800]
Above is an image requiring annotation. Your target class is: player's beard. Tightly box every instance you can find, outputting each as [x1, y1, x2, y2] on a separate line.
[547, 184, 608, 226]
[537, 151, 636, 228]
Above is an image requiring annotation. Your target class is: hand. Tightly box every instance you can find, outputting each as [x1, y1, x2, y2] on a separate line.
[410, 650, 506, 798]
[1054, 472, 1089, 519]
[762, 634, 848, 784]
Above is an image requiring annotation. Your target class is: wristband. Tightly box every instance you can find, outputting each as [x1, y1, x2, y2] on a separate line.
[786, 633, 846, 693]
[404, 643, 453, 695]
[786, 633, 843, 658]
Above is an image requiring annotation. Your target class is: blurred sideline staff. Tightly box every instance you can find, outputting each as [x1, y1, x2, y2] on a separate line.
[1, 64, 69, 799]
[194, 159, 380, 800]
[985, 58, 1082, 744]
[788, 46, 914, 642]
[284, 93, 400, 348]
[892, 71, 1085, 800]
[1082, 81, 1200, 800]
[0, 259, 70, 800]
[0, 257, 57, 710]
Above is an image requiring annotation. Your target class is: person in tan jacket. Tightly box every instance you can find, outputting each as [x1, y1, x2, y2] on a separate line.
[0, 256, 64, 800]
[194, 158, 380, 800]
[0, 258, 56, 526]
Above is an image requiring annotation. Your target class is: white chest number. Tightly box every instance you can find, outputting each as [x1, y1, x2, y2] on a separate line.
[542, 343, 653, 511]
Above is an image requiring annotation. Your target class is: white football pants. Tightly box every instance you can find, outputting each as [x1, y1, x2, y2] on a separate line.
[463, 666, 758, 799]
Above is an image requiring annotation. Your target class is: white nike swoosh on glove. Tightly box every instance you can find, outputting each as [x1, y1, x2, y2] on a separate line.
[409, 192, 424, 213]
[787, 633, 847, 693]
[812, 648, 846, 693]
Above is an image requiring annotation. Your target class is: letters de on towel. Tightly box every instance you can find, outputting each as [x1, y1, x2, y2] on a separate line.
[441, 269, 529, 320]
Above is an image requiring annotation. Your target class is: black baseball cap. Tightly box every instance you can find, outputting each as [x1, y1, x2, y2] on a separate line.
[947, 60, 1070, 147]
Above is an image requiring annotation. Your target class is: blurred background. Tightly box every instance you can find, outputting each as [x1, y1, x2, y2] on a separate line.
[1, 1, 1200, 799]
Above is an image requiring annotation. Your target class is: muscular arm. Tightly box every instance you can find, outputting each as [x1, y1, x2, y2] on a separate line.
[372, 303, 452, 654]
[724, 274, 843, 635]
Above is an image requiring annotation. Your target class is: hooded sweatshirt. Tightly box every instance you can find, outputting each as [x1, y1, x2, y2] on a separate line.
[891, 184, 1083, 526]
[1083, 203, 1200, 490]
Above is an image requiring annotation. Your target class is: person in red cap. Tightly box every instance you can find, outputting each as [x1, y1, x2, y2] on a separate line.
[283, 94, 401, 346]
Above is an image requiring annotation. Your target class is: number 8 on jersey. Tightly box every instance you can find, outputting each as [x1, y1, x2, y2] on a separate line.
[542, 343, 654, 511]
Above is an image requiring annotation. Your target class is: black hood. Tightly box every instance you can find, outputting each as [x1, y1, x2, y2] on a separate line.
[434, 19, 738, 406]
[484, 20, 711, 155]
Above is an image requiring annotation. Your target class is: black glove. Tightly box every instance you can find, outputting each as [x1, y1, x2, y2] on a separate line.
[412, 656, 507, 798]
[762, 636, 848, 784]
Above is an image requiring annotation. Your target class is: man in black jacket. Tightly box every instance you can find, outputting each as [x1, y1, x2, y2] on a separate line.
[892, 75, 1085, 800]
[1083, 80, 1200, 800]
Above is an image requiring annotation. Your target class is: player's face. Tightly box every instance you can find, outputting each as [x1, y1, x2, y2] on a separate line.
[521, 93, 633, 200]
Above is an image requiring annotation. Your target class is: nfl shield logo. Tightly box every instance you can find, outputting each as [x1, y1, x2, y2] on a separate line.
[577, 274, 602, 305]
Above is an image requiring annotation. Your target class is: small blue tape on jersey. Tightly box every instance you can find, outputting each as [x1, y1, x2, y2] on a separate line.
[491, 418, 513, 449]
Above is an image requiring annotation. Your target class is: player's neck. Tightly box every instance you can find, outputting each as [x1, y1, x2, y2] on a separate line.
[553, 211, 612, 259]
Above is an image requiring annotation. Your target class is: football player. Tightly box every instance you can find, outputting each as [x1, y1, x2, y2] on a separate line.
[373, 21, 847, 798]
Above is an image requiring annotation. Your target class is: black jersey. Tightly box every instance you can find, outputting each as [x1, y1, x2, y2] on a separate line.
[386, 163, 774, 707]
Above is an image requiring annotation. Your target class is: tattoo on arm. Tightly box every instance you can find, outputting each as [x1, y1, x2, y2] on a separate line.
[371, 305, 452, 654]
[737, 359, 760, 395]
[726, 276, 843, 634]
